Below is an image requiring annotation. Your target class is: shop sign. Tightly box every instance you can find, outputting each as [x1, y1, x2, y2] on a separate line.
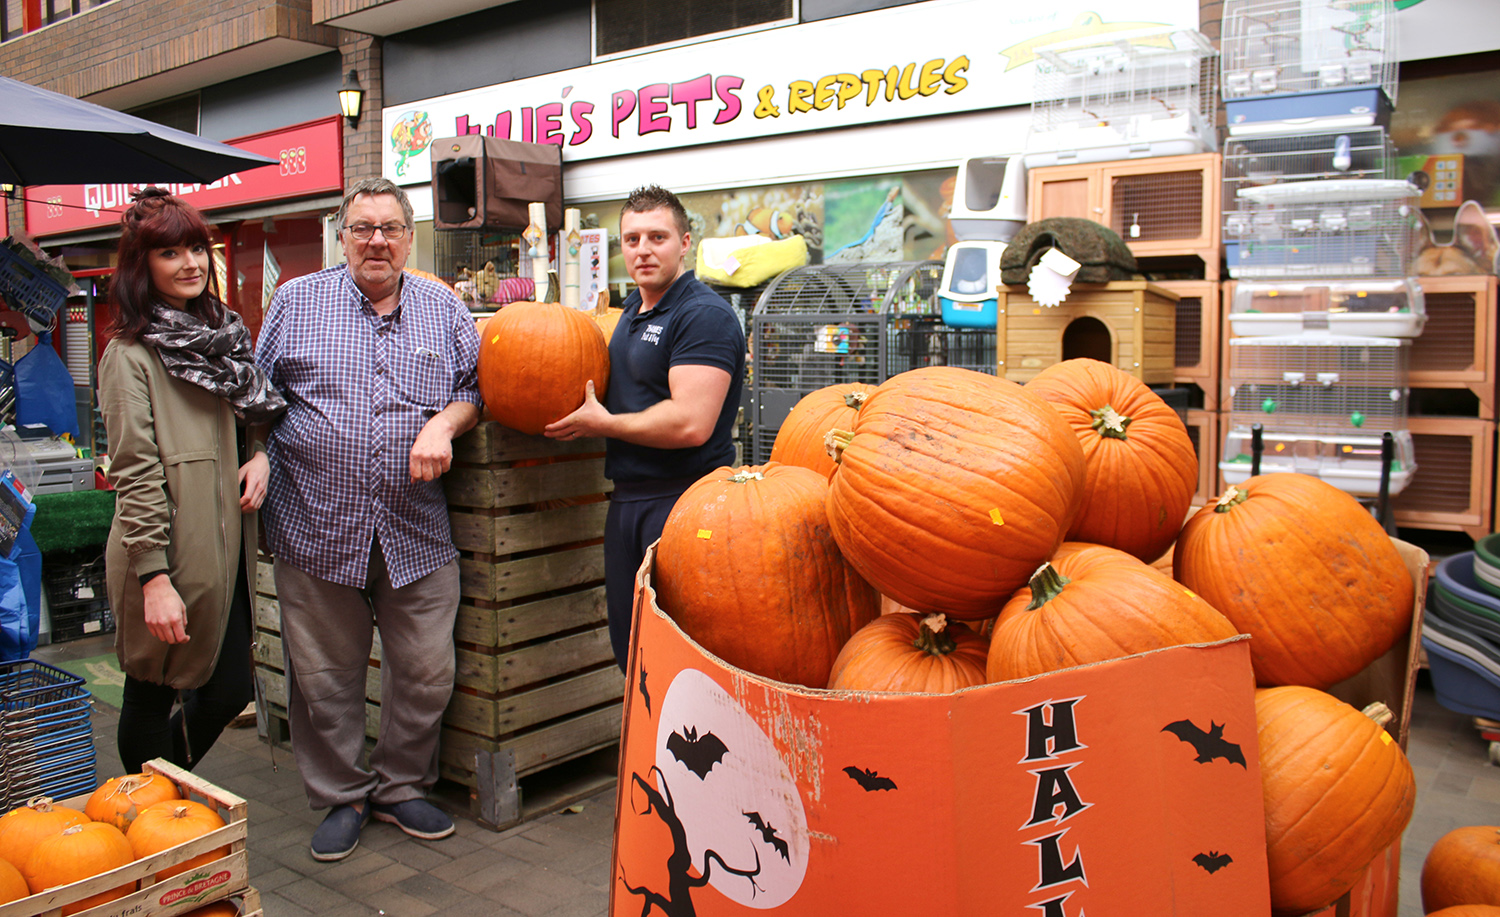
[25, 117, 344, 238]
[381, 0, 1198, 185]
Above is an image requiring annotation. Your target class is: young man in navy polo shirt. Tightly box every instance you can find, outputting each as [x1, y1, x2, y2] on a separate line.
[545, 185, 745, 671]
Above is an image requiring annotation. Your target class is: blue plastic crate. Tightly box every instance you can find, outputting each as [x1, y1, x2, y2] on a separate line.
[0, 244, 69, 326]
[0, 659, 96, 809]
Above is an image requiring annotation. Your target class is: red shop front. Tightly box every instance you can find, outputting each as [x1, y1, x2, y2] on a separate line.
[23, 116, 344, 454]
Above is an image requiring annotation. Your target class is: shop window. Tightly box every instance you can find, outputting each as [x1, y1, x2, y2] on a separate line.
[2, 0, 117, 40]
[593, 0, 795, 59]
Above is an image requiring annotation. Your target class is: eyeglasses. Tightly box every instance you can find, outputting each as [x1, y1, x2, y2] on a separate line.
[344, 222, 409, 241]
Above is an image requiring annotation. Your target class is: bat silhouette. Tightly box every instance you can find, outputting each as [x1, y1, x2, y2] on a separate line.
[1162, 719, 1247, 768]
[638, 662, 652, 717]
[666, 726, 729, 779]
[1193, 851, 1233, 874]
[843, 765, 897, 792]
[744, 811, 790, 863]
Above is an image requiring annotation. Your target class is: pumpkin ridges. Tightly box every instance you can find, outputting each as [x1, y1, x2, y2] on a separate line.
[772, 383, 878, 478]
[477, 300, 611, 435]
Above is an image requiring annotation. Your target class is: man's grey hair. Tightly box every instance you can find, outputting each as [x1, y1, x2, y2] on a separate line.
[336, 177, 415, 230]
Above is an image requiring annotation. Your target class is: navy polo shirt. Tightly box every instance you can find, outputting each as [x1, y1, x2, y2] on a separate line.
[605, 270, 746, 484]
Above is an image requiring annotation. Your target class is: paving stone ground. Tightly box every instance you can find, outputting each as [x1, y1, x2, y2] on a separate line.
[31, 632, 1500, 916]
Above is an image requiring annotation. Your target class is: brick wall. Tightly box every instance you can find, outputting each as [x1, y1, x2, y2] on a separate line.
[0, 0, 337, 98]
[340, 33, 383, 184]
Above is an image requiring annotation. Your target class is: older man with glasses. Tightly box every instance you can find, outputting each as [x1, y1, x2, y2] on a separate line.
[256, 177, 481, 861]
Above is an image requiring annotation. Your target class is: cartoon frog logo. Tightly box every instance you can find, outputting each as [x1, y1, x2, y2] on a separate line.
[389, 110, 434, 177]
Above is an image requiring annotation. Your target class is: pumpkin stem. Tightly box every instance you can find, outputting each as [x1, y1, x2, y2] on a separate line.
[913, 614, 958, 657]
[824, 429, 855, 465]
[543, 270, 561, 304]
[844, 391, 869, 410]
[1213, 486, 1248, 513]
[1026, 563, 1071, 610]
[105, 776, 148, 800]
[1090, 405, 1132, 439]
[727, 469, 765, 484]
[25, 796, 56, 811]
[1361, 701, 1395, 729]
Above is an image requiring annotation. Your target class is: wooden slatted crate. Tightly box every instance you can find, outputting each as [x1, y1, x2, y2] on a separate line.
[252, 423, 624, 828]
[1184, 409, 1221, 505]
[1159, 280, 1220, 411]
[0, 760, 250, 917]
[1392, 416, 1496, 541]
[1409, 275, 1498, 420]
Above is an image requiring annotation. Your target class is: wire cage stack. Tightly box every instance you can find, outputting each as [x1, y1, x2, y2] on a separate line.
[1221, 334, 1415, 495]
[1224, 178, 1421, 279]
[1222, 126, 1397, 203]
[0, 659, 97, 810]
[1025, 28, 1219, 167]
[750, 261, 991, 464]
[1221, 0, 1398, 135]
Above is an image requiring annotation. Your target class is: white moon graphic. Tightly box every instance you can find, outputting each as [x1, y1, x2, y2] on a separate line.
[655, 668, 809, 908]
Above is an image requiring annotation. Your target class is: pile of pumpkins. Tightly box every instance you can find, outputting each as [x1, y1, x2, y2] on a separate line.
[648, 359, 1418, 917]
[1423, 825, 1500, 914]
[0, 772, 234, 916]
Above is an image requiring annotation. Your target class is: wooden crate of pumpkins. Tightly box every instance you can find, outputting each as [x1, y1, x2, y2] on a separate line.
[252, 422, 625, 802]
[0, 758, 254, 917]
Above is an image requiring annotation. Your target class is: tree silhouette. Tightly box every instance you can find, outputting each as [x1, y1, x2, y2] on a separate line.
[619, 766, 764, 916]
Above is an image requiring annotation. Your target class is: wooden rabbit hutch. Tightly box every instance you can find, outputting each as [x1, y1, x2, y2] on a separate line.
[995, 280, 1179, 384]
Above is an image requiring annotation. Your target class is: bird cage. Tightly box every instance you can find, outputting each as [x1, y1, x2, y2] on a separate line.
[1222, 126, 1396, 205]
[750, 261, 994, 463]
[1221, 0, 1398, 135]
[1221, 333, 1414, 495]
[1224, 179, 1420, 279]
[1228, 277, 1425, 338]
[1025, 28, 1218, 168]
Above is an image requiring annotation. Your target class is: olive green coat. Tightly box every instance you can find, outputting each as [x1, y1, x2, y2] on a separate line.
[98, 339, 258, 689]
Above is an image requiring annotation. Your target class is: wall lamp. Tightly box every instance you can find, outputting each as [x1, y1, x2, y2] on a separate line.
[338, 69, 364, 130]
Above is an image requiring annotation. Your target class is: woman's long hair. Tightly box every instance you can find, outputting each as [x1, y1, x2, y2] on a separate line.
[108, 187, 227, 342]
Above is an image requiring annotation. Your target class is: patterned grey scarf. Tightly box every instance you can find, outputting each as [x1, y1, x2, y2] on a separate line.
[140, 304, 286, 424]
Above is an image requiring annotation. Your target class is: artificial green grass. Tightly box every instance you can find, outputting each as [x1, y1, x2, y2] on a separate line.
[30, 490, 115, 554]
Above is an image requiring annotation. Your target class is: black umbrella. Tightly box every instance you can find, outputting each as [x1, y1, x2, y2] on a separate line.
[0, 75, 276, 185]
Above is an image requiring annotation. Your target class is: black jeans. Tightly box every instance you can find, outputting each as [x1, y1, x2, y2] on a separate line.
[603, 480, 692, 673]
[117, 557, 253, 772]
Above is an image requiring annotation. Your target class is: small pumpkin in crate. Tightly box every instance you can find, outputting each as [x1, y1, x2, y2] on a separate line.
[1255, 686, 1415, 916]
[1428, 908, 1500, 917]
[85, 772, 182, 831]
[654, 463, 879, 689]
[0, 797, 89, 872]
[127, 800, 228, 882]
[23, 822, 135, 916]
[824, 366, 1085, 619]
[0, 857, 28, 904]
[828, 613, 989, 694]
[1422, 826, 1500, 911]
[986, 542, 1238, 682]
[592, 290, 625, 342]
[1174, 473, 1414, 689]
[183, 902, 241, 916]
[1024, 359, 1198, 563]
[477, 271, 610, 435]
[770, 382, 878, 479]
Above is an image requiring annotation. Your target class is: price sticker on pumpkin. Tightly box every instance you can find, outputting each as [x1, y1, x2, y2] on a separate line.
[697, 529, 713, 540]
[989, 508, 1004, 526]
[1379, 730, 1393, 745]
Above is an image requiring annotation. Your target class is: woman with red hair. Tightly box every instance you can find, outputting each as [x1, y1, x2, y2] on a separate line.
[99, 187, 285, 771]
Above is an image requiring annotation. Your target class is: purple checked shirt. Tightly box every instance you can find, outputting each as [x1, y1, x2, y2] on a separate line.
[256, 267, 481, 589]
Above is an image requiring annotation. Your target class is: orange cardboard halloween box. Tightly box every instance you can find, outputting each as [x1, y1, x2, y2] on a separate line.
[610, 544, 1272, 916]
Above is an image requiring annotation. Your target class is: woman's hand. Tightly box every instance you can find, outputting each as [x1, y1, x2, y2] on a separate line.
[142, 575, 189, 644]
[239, 451, 269, 511]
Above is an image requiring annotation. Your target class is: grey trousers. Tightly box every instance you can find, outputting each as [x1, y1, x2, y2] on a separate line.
[275, 540, 460, 809]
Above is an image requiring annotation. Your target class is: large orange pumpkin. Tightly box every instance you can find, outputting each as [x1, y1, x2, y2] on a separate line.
[0, 857, 27, 904]
[653, 463, 879, 688]
[1255, 686, 1415, 916]
[828, 613, 989, 693]
[1173, 473, 1414, 688]
[1422, 826, 1500, 911]
[23, 822, 134, 916]
[0, 797, 89, 872]
[476, 279, 610, 436]
[1429, 908, 1500, 916]
[85, 773, 181, 831]
[824, 366, 1086, 619]
[1024, 359, 1198, 562]
[986, 542, 1239, 681]
[127, 801, 228, 882]
[770, 383, 878, 479]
